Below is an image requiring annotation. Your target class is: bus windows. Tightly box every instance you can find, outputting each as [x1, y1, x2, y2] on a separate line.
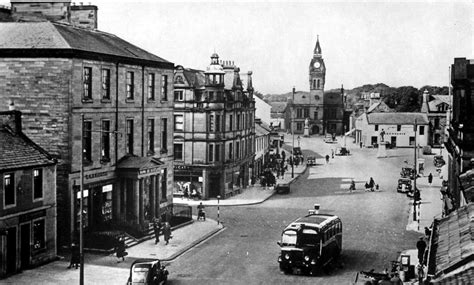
[299, 229, 318, 247]
[281, 230, 297, 246]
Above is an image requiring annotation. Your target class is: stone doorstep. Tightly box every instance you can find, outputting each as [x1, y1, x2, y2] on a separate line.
[80, 219, 195, 254]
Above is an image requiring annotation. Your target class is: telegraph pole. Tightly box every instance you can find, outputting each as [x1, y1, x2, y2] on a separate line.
[413, 119, 418, 221]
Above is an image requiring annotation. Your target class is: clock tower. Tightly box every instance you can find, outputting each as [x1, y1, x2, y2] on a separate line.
[309, 35, 325, 94]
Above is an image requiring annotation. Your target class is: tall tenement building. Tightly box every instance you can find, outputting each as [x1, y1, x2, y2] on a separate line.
[445, 58, 474, 209]
[173, 54, 255, 199]
[0, 0, 175, 246]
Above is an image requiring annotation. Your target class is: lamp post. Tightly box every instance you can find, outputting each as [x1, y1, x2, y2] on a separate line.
[216, 195, 221, 225]
[291, 87, 295, 178]
[79, 114, 85, 285]
[297, 136, 301, 148]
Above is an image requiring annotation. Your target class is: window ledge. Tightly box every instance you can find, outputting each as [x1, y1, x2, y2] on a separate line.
[100, 158, 111, 164]
[160, 149, 168, 154]
[147, 99, 155, 102]
[125, 99, 135, 103]
[147, 151, 155, 156]
[82, 98, 93, 103]
[100, 99, 112, 103]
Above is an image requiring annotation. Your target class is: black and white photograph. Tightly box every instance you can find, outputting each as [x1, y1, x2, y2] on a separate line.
[0, 0, 472, 284]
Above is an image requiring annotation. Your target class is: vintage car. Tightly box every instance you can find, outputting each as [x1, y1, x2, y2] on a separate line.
[323, 134, 337, 144]
[307, 156, 317, 166]
[400, 167, 416, 179]
[275, 183, 291, 194]
[293, 147, 302, 156]
[127, 259, 168, 285]
[397, 178, 412, 193]
[335, 147, 350, 156]
[433, 155, 446, 168]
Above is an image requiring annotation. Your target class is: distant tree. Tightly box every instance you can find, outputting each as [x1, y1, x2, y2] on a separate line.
[384, 86, 420, 112]
[419, 85, 449, 95]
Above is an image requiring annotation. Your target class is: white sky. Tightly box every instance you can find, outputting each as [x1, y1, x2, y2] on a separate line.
[2, 0, 473, 94]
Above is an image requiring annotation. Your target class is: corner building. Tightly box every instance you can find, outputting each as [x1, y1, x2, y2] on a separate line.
[173, 54, 255, 199]
[0, 20, 174, 245]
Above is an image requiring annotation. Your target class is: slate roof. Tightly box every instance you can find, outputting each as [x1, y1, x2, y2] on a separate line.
[182, 68, 205, 88]
[0, 127, 55, 171]
[270, 102, 287, 113]
[0, 22, 172, 66]
[428, 95, 451, 112]
[255, 123, 271, 136]
[367, 112, 429, 125]
[429, 203, 474, 283]
[116, 155, 164, 171]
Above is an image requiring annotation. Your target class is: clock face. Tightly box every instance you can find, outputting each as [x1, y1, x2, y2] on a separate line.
[313, 61, 321, 69]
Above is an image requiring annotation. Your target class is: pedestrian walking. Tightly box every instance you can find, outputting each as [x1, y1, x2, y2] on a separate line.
[325, 154, 330, 164]
[428, 173, 433, 185]
[360, 141, 363, 148]
[163, 222, 172, 245]
[331, 149, 334, 159]
[153, 218, 161, 244]
[67, 242, 80, 269]
[369, 177, 375, 191]
[115, 235, 127, 263]
[416, 237, 427, 264]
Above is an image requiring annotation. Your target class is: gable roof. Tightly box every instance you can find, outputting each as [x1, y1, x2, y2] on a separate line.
[0, 22, 173, 67]
[116, 155, 164, 171]
[270, 102, 287, 113]
[0, 127, 55, 171]
[367, 112, 429, 125]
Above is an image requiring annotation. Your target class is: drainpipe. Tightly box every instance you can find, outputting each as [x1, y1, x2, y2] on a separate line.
[115, 62, 119, 163]
[141, 65, 145, 157]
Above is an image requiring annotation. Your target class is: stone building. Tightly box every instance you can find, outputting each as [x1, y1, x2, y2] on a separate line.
[0, 110, 57, 278]
[173, 54, 255, 199]
[420, 90, 451, 148]
[0, 1, 174, 246]
[355, 112, 429, 148]
[445, 57, 474, 210]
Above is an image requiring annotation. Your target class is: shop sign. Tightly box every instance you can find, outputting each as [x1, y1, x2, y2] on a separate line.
[84, 171, 109, 180]
[174, 165, 191, 170]
[139, 167, 160, 175]
[19, 209, 46, 223]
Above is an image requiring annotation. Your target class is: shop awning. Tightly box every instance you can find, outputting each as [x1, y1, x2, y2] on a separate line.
[426, 203, 474, 283]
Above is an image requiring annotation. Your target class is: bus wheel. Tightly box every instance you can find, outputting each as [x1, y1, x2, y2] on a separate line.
[280, 265, 291, 275]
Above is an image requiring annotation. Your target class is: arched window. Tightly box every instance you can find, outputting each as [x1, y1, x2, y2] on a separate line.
[313, 79, 316, 89]
[317, 79, 320, 89]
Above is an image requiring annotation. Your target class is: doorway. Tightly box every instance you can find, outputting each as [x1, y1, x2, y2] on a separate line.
[209, 174, 221, 198]
[391, 136, 397, 148]
[6, 227, 17, 274]
[20, 223, 30, 270]
[312, 125, 319, 135]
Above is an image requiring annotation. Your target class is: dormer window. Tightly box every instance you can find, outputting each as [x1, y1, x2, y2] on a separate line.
[174, 75, 184, 84]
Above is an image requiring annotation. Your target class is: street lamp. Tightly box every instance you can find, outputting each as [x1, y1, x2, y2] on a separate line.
[291, 87, 295, 178]
[216, 195, 221, 225]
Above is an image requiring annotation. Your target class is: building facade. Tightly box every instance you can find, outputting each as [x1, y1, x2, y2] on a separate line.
[0, 4, 174, 246]
[0, 110, 57, 278]
[421, 90, 451, 148]
[254, 96, 272, 126]
[445, 57, 474, 210]
[323, 87, 345, 135]
[173, 55, 255, 199]
[355, 112, 429, 147]
[254, 119, 271, 179]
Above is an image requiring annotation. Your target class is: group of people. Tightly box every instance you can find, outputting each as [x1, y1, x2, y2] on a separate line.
[153, 218, 172, 245]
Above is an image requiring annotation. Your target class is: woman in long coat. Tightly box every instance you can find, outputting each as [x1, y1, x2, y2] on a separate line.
[163, 222, 172, 245]
[115, 236, 127, 262]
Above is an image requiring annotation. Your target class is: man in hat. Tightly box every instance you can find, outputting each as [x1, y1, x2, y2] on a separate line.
[416, 237, 427, 264]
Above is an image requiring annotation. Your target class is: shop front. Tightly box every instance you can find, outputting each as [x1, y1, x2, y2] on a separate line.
[173, 166, 204, 199]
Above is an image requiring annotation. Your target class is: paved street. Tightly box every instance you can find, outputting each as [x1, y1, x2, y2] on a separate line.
[2, 135, 444, 284]
[162, 136, 443, 284]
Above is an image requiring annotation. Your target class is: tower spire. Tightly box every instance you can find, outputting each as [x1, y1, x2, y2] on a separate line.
[314, 35, 321, 56]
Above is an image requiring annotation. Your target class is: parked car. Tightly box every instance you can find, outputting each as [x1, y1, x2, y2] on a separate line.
[397, 178, 412, 193]
[400, 167, 415, 179]
[335, 147, 350, 156]
[307, 156, 317, 166]
[433, 155, 446, 168]
[275, 183, 290, 194]
[127, 259, 168, 285]
[323, 134, 337, 144]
